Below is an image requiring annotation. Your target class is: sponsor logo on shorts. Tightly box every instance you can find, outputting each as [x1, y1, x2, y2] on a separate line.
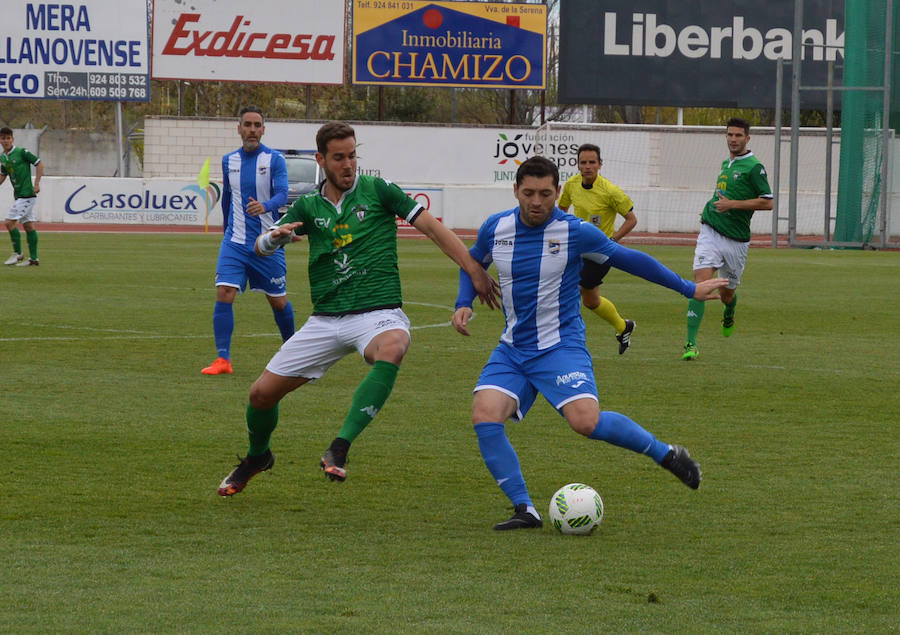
[556, 371, 589, 386]
[270, 275, 286, 287]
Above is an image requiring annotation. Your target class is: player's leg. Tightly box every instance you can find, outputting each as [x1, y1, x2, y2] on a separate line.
[472, 346, 542, 530]
[20, 203, 38, 265]
[218, 316, 343, 496]
[321, 310, 411, 481]
[685, 226, 726, 360]
[718, 239, 748, 337]
[4, 215, 23, 265]
[251, 248, 295, 342]
[202, 242, 245, 374]
[580, 261, 633, 354]
[217, 370, 309, 497]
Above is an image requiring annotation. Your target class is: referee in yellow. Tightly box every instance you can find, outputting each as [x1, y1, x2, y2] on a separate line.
[559, 143, 637, 354]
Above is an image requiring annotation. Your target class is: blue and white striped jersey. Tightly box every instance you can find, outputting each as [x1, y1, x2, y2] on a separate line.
[457, 207, 696, 352]
[220, 143, 288, 246]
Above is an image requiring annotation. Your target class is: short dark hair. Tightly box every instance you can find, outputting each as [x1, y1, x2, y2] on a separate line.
[515, 156, 559, 188]
[239, 105, 264, 122]
[316, 121, 356, 155]
[0, 127, 12, 136]
[726, 117, 750, 134]
[576, 143, 602, 162]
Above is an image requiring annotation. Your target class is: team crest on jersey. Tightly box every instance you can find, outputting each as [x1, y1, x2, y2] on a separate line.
[353, 205, 369, 222]
[547, 239, 561, 254]
[733, 171, 741, 180]
[258, 166, 267, 175]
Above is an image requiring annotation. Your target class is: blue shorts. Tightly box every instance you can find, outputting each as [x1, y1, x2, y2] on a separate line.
[474, 342, 598, 422]
[215, 239, 287, 296]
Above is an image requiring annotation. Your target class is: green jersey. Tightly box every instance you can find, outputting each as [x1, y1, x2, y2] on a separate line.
[701, 151, 772, 242]
[278, 175, 422, 315]
[0, 146, 40, 199]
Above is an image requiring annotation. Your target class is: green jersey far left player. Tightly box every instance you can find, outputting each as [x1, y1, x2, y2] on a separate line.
[217, 120, 500, 497]
[0, 126, 43, 266]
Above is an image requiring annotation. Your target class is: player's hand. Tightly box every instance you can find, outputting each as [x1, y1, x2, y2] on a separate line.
[713, 190, 732, 212]
[469, 267, 501, 310]
[254, 222, 303, 256]
[246, 197, 266, 216]
[693, 278, 729, 300]
[33, 183, 41, 194]
[452, 307, 474, 336]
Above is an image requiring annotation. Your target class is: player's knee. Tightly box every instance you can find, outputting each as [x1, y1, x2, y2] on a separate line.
[248, 381, 279, 410]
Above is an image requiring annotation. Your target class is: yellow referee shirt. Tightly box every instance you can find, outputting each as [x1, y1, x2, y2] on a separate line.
[558, 173, 634, 237]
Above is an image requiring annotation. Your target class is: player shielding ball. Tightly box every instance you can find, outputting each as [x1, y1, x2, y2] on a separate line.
[217, 121, 499, 496]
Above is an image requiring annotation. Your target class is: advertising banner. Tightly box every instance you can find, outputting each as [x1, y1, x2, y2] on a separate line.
[559, 0, 844, 108]
[61, 179, 220, 225]
[353, 1, 546, 89]
[152, 0, 344, 84]
[0, 0, 150, 101]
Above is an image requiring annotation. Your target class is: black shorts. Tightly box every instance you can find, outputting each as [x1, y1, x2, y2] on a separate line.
[579, 259, 613, 289]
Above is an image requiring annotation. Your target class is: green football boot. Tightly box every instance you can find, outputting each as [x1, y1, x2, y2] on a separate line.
[681, 343, 699, 361]
[722, 315, 735, 338]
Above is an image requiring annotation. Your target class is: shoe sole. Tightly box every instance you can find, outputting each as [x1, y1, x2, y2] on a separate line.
[320, 457, 347, 482]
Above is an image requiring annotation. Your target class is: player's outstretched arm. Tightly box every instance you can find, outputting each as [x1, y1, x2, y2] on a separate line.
[254, 222, 303, 256]
[413, 210, 500, 309]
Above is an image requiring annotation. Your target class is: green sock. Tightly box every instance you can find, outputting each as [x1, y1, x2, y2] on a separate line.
[9, 227, 20, 253]
[246, 403, 278, 456]
[25, 230, 38, 260]
[686, 299, 705, 345]
[337, 360, 399, 444]
[724, 293, 738, 320]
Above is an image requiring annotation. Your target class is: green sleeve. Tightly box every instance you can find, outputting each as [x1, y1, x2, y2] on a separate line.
[375, 177, 419, 221]
[750, 164, 772, 197]
[277, 198, 309, 235]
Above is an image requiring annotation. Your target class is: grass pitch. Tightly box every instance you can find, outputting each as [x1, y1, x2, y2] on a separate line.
[1, 233, 898, 632]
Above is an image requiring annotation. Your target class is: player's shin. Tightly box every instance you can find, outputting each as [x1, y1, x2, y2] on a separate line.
[246, 403, 279, 456]
[474, 422, 532, 506]
[336, 360, 399, 443]
[589, 411, 670, 463]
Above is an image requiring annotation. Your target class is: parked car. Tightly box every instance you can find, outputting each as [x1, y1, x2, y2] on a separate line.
[280, 150, 321, 207]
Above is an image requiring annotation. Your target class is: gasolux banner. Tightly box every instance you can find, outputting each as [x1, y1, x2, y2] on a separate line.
[353, 1, 546, 89]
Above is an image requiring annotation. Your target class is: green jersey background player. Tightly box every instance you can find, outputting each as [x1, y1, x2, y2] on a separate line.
[683, 117, 774, 360]
[559, 143, 638, 354]
[217, 121, 499, 496]
[0, 127, 43, 266]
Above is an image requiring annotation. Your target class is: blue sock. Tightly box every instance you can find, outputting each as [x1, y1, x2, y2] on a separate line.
[474, 422, 532, 507]
[272, 301, 295, 342]
[589, 411, 671, 464]
[213, 301, 234, 359]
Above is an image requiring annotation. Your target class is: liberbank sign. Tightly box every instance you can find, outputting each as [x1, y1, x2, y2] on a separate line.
[559, 0, 844, 108]
[353, 1, 545, 89]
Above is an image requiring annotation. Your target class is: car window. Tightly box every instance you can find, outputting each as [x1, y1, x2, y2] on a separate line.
[286, 157, 318, 183]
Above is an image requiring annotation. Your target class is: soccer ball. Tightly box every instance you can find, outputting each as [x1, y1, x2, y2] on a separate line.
[548, 483, 604, 535]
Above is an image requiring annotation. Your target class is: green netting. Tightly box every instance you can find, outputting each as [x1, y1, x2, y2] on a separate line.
[835, 0, 889, 244]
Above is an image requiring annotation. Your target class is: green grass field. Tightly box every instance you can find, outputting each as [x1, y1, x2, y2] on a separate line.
[1, 233, 897, 632]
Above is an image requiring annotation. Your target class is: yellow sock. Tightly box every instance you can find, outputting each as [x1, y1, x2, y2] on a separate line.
[590, 297, 626, 334]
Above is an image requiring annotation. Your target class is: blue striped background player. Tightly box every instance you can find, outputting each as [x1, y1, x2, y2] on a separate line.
[202, 106, 294, 375]
[453, 156, 727, 530]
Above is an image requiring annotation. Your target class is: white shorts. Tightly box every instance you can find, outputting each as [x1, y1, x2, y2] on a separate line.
[6, 197, 37, 223]
[692, 223, 749, 289]
[266, 308, 411, 379]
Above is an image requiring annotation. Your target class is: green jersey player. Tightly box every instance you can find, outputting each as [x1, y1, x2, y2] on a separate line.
[217, 121, 499, 496]
[682, 118, 774, 360]
[0, 127, 43, 266]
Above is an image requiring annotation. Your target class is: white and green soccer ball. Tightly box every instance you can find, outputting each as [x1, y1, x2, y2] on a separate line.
[548, 483, 604, 535]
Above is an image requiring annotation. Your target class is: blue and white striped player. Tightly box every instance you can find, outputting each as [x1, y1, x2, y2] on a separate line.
[453, 156, 728, 530]
[202, 106, 294, 375]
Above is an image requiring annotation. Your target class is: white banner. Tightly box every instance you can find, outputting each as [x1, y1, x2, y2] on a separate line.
[151, 0, 344, 85]
[0, 0, 150, 101]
